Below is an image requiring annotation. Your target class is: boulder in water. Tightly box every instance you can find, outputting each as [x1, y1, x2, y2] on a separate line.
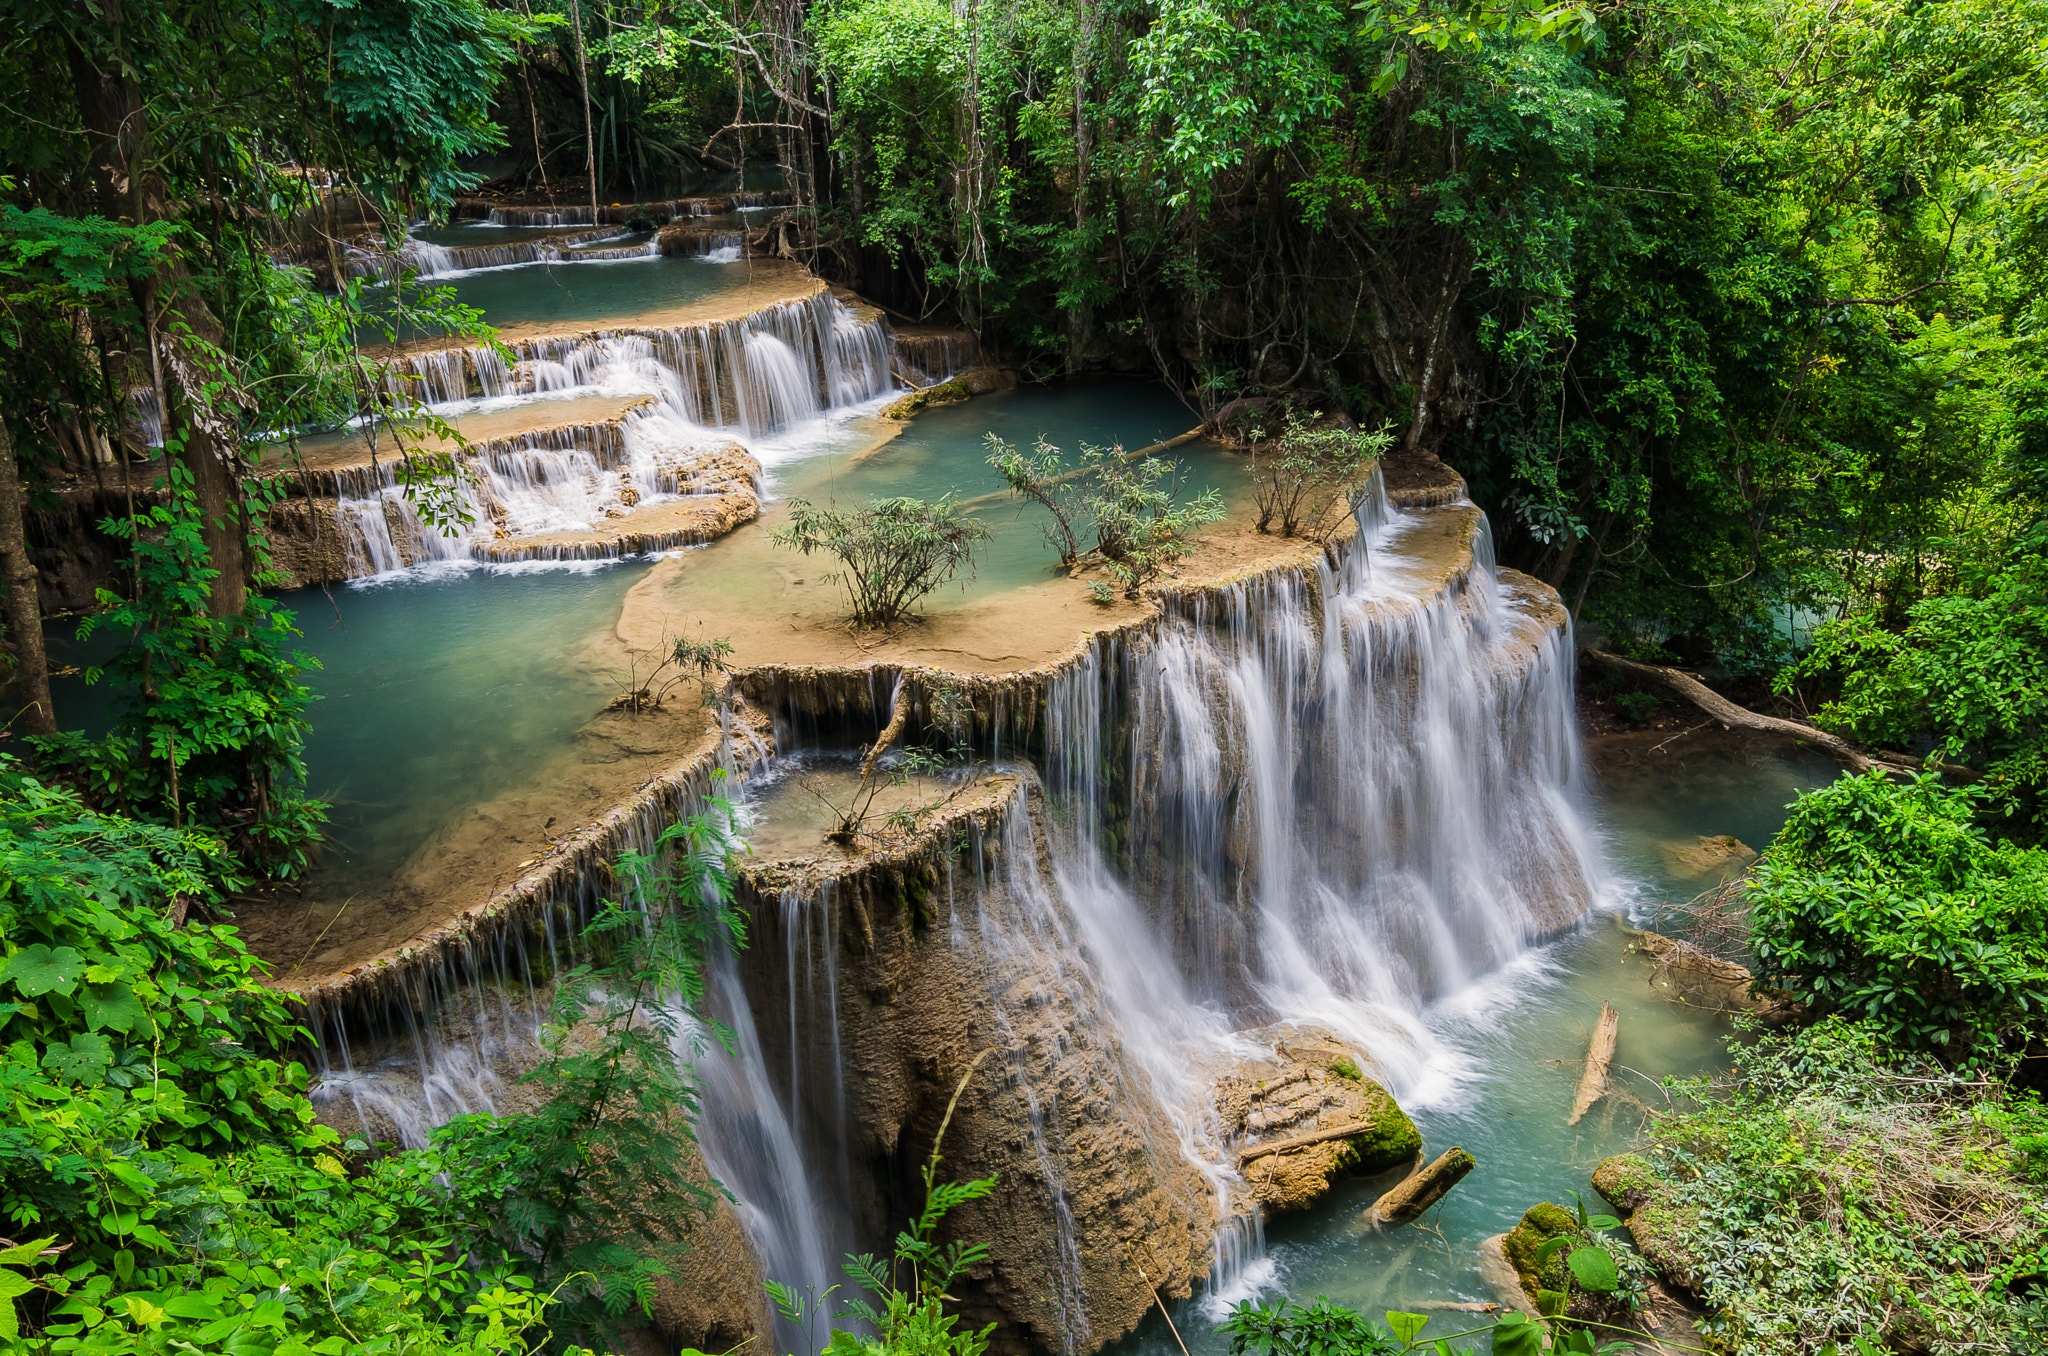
[1622, 925, 1805, 1024]
[1658, 833, 1757, 881]
[1217, 1026, 1422, 1215]
[1591, 1154, 1705, 1300]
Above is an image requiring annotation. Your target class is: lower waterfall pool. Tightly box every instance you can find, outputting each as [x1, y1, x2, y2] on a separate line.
[1110, 730, 1841, 1353]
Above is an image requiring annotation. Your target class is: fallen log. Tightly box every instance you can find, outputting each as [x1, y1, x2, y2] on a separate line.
[1368, 1146, 1476, 1227]
[1237, 1117, 1377, 1167]
[1569, 1002, 1620, 1125]
[1582, 649, 1892, 772]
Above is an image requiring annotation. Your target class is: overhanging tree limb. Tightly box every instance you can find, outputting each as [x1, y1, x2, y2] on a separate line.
[1583, 648, 1896, 773]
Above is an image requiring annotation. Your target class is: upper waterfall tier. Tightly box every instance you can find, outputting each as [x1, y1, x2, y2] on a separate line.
[260, 277, 908, 580]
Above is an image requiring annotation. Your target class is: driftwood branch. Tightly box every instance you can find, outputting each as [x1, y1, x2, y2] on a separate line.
[1369, 1146, 1476, 1227]
[1569, 1001, 1619, 1126]
[1583, 649, 1890, 772]
[859, 691, 912, 781]
[1237, 1117, 1377, 1167]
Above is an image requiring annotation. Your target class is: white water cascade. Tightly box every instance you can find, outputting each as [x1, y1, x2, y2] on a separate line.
[695, 492, 1604, 1348]
[343, 291, 896, 574]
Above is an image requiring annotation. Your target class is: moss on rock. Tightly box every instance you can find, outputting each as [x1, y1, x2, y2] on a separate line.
[1622, 1198, 1703, 1297]
[1591, 1153, 1657, 1215]
[1502, 1201, 1583, 1301]
[1333, 1084, 1422, 1175]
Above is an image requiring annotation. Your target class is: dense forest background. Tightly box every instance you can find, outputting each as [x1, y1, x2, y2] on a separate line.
[5, 0, 2048, 767]
[2, 2, 2047, 1353]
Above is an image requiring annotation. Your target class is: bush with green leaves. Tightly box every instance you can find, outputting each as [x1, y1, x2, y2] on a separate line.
[29, 459, 325, 877]
[1086, 453, 1226, 598]
[985, 435, 1227, 599]
[430, 799, 751, 1326]
[1746, 771, 2048, 1055]
[1776, 538, 2048, 831]
[984, 434, 1094, 567]
[1247, 415, 1392, 540]
[1627, 1018, 2048, 1355]
[0, 753, 753, 1353]
[772, 495, 993, 626]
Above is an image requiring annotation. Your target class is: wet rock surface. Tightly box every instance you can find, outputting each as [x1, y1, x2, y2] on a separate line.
[1658, 833, 1757, 881]
[1215, 1026, 1422, 1216]
[1621, 924, 1804, 1024]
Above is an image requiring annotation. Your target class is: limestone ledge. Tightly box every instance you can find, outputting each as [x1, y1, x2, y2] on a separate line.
[276, 697, 776, 1013]
[368, 265, 824, 360]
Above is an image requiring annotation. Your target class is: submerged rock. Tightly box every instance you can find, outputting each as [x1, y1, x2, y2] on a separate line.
[1658, 833, 1757, 881]
[1500, 1201, 1645, 1330]
[1216, 1026, 1422, 1215]
[881, 366, 1018, 419]
[1622, 925, 1805, 1024]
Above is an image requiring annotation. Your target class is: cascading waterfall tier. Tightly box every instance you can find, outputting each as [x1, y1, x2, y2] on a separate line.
[719, 501, 1599, 1351]
[376, 287, 894, 435]
[451, 190, 795, 227]
[264, 286, 896, 581]
[339, 226, 632, 281]
[287, 489, 1603, 1355]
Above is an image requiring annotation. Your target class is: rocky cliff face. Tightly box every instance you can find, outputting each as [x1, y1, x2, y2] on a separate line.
[734, 781, 1216, 1354]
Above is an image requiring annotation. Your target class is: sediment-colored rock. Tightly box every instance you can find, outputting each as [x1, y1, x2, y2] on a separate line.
[1216, 1027, 1422, 1215]
[1659, 833, 1757, 881]
[881, 366, 1019, 419]
[1622, 925, 1804, 1024]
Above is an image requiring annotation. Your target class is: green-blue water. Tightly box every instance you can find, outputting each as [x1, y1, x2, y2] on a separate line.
[739, 378, 1228, 605]
[1109, 735, 1844, 1351]
[379, 251, 755, 338]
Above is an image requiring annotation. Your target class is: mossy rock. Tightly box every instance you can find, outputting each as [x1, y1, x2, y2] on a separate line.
[1622, 1199, 1703, 1297]
[1501, 1202, 1583, 1302]
[881, 377, 972, 420]
[1332, 1084, 1423, 1176]
[1591, 1153, 1657, 1215]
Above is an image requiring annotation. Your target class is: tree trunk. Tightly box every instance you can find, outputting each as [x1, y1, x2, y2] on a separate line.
[1368, 1146, 1475, 1228]
[568, 0, 598, 223]
[74, 10, 250, 620]
[0, 422, 55, 736]
[1568, 1001, 1618, 1125]
[1582, 649, 1893, 773]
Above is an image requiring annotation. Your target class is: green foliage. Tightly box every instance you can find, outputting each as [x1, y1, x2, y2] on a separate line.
[1778, 537, 2048, 827]
[985, 435, 1229, 595]
[1747, 772, 2048, 1054]
[431, 793, 751, 1327]
[770, 1056, 997, 1356]
[1222, 1295, 1644, 1356]
[985, 434, 1091, 566]
[1247, 416, 1393, 540]
[0, 755, 591, 1354]
[1224, 1296, 1403, 1356]
[28, 457, 326, 877]
[1641, 1018, 2048, 1354]
[772, 495, 993, 626]
[1084, 452, 1228, 597]
[0, 755, 750, 1353]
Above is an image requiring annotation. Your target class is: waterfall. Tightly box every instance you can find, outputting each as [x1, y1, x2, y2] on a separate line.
[291, 444, 1600, 1348]
[716, 499, 1601, 1344]
[378, 290, 895, 439]
[329, 405, 751, 576]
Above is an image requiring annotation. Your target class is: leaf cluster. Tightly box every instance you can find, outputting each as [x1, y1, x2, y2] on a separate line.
[772, 495, 994, 626]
